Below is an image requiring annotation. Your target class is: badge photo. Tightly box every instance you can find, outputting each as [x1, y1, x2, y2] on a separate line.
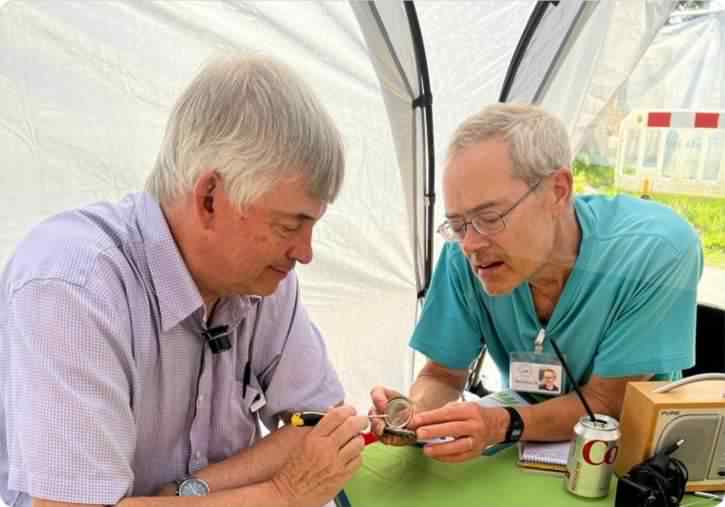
[536, 364, 563, 395]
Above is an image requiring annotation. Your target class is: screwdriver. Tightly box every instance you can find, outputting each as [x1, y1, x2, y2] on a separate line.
[290, 397, 414, 430]
[289, 411, 389, 445]
[290, 411, 388, 427]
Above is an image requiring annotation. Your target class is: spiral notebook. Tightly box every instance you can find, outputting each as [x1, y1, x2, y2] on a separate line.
[517, 440, 571, 473]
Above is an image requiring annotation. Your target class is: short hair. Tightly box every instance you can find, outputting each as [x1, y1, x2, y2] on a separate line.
[146, 54, 345, 208]
[447, 103, 571, 187]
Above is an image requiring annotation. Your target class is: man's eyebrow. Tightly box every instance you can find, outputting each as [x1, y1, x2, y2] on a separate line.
[445, 200, 501, 219]
[272, 210, 317, 221]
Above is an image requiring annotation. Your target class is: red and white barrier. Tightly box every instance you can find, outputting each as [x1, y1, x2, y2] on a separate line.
[646, 111, 723, 129]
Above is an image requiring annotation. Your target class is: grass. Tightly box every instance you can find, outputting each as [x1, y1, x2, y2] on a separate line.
[572, 159, 616, 195]
[572, 160, 725, 269]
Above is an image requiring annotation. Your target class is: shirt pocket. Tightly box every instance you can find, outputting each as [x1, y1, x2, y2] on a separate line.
[212, 375, 267, 461]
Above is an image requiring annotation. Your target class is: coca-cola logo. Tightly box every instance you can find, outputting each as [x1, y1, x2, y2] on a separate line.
[582, 440, 619, 465]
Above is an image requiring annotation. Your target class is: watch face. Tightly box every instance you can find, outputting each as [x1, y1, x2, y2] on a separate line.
[179, 478, 209, 496]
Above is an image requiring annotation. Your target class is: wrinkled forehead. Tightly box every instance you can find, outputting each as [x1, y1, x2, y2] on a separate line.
[443, 140, 519, 215]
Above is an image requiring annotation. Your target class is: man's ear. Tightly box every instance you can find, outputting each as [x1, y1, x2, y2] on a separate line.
[550, 168, 573, 213]
[193, 169, 218, 228]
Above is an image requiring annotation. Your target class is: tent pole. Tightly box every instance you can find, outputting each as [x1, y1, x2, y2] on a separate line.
[404, 1, 435, 300]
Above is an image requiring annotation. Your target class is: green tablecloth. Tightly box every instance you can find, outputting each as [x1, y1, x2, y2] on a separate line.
[340, 443, 617, 507]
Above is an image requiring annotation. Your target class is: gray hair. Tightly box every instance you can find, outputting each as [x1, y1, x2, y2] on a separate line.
[447, 103, 571, 186]
[146, 54, 344, 208]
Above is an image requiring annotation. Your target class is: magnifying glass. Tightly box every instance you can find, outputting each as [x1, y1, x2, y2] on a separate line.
[383, 396, 414, 430]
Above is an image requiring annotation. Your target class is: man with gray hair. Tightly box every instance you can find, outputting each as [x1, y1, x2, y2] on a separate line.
[371, 103, 702, 462]
[0, 55, 366, 507]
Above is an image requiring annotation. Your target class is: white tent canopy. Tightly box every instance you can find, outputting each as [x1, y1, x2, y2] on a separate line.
[500, 0, 674, 153]
[619, 7, 725, 112]
[0, 0, 679, 416]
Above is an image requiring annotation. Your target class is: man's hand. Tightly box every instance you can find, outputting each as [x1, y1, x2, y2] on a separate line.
[271, 405, 368, 507]
[368, 385, 417, 446]
[412, 402, 509, 463]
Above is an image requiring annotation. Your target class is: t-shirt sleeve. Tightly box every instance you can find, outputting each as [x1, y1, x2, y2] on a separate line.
[409, 242, 485, 369]
[3, 278, 135, 505]
[257, 275, 344, 429]
[592, 235, 703, 378]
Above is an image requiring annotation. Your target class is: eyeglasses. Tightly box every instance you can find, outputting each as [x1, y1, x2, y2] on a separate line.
[437, 179, 543, 242]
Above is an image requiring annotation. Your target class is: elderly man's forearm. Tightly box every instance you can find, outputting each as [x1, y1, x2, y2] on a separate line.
[178, 425, 310, 495]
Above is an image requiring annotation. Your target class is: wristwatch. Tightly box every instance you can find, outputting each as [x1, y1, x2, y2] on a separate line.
[175, 476, 210, 496]
[502, 406, 525, 443]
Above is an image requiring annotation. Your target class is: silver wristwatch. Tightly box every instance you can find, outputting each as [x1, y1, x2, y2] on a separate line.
[175, 476, 210, 496]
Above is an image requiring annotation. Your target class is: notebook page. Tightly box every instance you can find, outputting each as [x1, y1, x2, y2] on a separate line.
[519, 440, 571, 465]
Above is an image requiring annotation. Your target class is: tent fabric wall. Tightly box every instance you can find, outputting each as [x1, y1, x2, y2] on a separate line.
[619, 11, 725, 112]
[502, 0, 676, 153]
[501, 0, 590, 104]
[351, 1, 432, 299]
[540, 0, 675, 153]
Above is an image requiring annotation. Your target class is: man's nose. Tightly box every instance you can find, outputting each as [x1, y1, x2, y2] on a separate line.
[461, 225, 493, 257]
[289, 226, 314, 265]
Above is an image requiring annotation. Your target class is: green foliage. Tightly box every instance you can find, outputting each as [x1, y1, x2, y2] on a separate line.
[572, 159, 616, 195]
[654, 193, 725, 262]
[572, 159, 725, 268]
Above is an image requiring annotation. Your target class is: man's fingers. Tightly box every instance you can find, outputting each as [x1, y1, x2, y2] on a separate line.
[370, 418, 386, 436]
[412, 403, 468, 427]
[330, 415, 369, 449]
[338, 434, 365, 464]
[313, 405, 357, 437]
[416, 421, 470, 440]
[344, 455, 363, 474]
[370, 385, 398, 412]
[422, 436, 476, 459]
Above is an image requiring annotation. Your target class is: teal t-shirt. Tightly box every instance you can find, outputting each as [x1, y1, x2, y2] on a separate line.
[410, 195, 703, 391]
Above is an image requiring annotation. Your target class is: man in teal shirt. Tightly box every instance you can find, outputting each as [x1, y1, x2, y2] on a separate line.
[370, 103, 702, 463]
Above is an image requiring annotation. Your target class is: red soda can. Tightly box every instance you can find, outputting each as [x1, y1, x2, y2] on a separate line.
[566, 414, 621, 498]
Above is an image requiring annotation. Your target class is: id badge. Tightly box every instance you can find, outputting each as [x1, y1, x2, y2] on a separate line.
[509, 351, 564, 395]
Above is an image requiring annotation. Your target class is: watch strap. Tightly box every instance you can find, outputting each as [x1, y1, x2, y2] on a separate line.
[502, 406, 524, 443]
[174, 477, 188, 496]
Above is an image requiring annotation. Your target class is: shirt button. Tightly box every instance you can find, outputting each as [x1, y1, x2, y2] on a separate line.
[198, 394, 205, 402]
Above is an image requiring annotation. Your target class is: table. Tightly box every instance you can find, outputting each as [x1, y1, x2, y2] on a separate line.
[339, 443, 618, 507]
[340, 444, 722, 507]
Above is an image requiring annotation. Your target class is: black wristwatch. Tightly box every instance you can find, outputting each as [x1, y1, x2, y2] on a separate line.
[502, 406, 525, 443]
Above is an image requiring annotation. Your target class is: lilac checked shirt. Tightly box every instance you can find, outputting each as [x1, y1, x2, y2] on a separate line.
[0, 193, 344, 506]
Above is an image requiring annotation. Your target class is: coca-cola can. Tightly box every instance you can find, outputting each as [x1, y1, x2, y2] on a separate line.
[566, 414, 621, 498]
